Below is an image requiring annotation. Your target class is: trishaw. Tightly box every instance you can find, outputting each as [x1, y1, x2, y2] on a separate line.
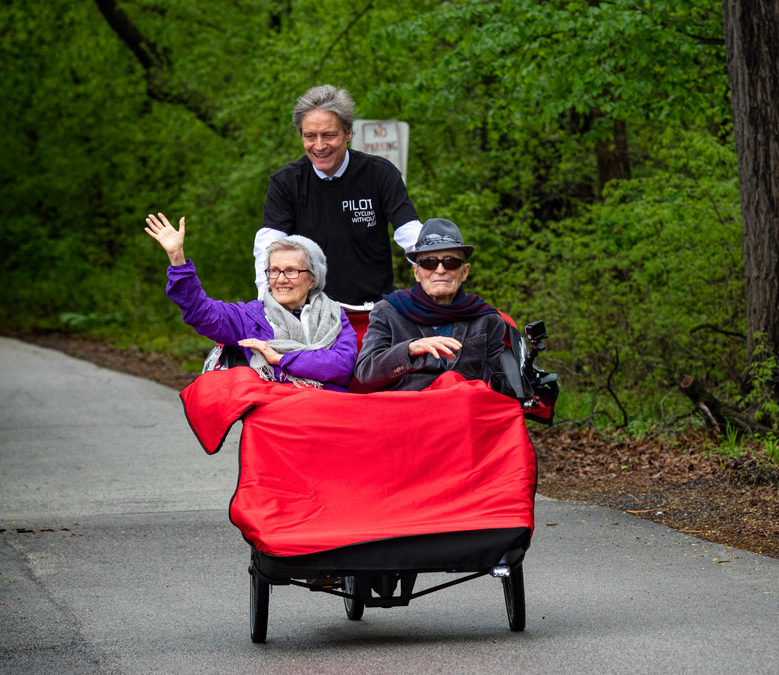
[181, 313, 557, 643]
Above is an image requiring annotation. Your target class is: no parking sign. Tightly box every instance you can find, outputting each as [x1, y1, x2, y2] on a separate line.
[351, 119, 410, 183]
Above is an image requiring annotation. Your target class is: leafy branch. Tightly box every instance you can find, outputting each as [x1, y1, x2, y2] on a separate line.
[311, 0, 375, 76]
[94, 0, 240, 138]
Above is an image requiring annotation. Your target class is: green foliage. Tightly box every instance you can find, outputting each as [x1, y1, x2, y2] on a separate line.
[738, 335, 779, 428]
[0, 0, 754, 435]
[374, 0, 728, 220]
[703, 424, 779, 474]
[717, 422, 745, 459]
[755, 434, 779, 467]
[470, 129, 743, 425]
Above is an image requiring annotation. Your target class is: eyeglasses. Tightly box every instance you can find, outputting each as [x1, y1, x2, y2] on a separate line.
[265, 267, 311, 280]
[416, 256, 465, 271]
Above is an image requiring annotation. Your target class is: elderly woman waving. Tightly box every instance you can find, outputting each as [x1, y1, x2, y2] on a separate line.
[145, 212, 356, 391]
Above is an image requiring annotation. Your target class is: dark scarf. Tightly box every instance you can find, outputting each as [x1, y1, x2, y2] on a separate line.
[383, 284, 498, 326]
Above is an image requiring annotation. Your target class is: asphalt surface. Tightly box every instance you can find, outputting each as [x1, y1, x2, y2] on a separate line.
[1, 336, 777, 674]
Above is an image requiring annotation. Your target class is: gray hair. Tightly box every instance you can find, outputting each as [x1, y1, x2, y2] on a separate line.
[266, 236, 327, 291]
[292, 84, 355, 135]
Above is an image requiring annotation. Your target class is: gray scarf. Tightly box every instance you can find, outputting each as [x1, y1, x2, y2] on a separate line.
[250, 287, 343, 388]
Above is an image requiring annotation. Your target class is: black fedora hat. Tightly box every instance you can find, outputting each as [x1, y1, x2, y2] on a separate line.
[407, 218, 475, 262]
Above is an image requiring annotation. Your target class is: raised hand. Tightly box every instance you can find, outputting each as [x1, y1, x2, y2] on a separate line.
[144, 212, 186, 266]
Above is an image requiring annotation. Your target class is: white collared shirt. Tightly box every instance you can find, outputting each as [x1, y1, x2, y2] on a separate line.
[312, 151, 350, 180]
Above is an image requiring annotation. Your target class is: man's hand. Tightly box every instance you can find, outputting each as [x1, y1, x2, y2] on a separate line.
[238, 338, 282, 365]
[408, 336, 462, 360]
[144, 212, 186, 266]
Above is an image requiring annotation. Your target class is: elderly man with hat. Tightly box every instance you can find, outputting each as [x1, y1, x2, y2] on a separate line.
[353, 218, 506, 391]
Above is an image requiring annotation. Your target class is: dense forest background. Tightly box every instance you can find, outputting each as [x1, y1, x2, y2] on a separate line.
[1, 1, 774, 439]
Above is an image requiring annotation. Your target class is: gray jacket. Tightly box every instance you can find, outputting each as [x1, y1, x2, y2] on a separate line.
[353, 299, 507, 391]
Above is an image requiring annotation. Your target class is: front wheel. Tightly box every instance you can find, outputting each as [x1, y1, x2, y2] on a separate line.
[343, 576, 365, 620]
[502, 565, 526, 632]
[250, 570, 270, 643]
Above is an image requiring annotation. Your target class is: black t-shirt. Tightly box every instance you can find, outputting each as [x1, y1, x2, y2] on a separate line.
[262, 150, 418, 305]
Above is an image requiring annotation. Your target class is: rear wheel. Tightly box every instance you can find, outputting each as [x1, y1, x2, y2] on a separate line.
[250, 570, 270, 643]
[343, 576, 365, 620]
[502, 565, 526, 632]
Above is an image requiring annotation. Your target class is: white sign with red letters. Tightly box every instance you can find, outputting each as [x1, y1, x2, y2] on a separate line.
[351, 119, 410, 183]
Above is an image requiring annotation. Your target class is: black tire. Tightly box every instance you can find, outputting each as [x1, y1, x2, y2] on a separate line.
[250, 570, 270, 643]
[502, 565, 526, 632]
[342, 576, 365, 620]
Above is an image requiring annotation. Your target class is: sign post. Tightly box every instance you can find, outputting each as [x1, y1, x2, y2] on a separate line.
[351, 119, 410, 183]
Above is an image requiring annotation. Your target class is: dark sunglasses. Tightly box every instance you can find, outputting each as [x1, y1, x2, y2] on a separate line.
[416, 256, 465, 271]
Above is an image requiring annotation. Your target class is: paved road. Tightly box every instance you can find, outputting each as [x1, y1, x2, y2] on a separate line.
[1, 336, 777, 674]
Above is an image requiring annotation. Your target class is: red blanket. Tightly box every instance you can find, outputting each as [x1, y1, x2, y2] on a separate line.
[180, 368, 536, 557]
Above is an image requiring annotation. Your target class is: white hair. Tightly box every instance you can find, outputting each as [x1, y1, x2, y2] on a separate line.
[292, 84, 355, 135]
[266, 236, 327, 291]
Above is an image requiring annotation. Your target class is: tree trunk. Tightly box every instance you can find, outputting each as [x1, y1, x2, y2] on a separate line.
[722, 0, 779, 366]
[596, 118, 631, 193]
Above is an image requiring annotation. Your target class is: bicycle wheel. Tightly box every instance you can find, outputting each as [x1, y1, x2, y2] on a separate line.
[502, 564, 526, 632]
[342, 575, 365, 620]
[249, 569, 270, 643]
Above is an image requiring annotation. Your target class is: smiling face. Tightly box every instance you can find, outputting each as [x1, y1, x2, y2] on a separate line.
[268, 249, 315, 311]
[300, 109, 352, 176]
[413, 248, 470, 305]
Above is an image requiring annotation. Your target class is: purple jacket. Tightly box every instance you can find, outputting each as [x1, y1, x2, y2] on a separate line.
[166, 260, 357, 391]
